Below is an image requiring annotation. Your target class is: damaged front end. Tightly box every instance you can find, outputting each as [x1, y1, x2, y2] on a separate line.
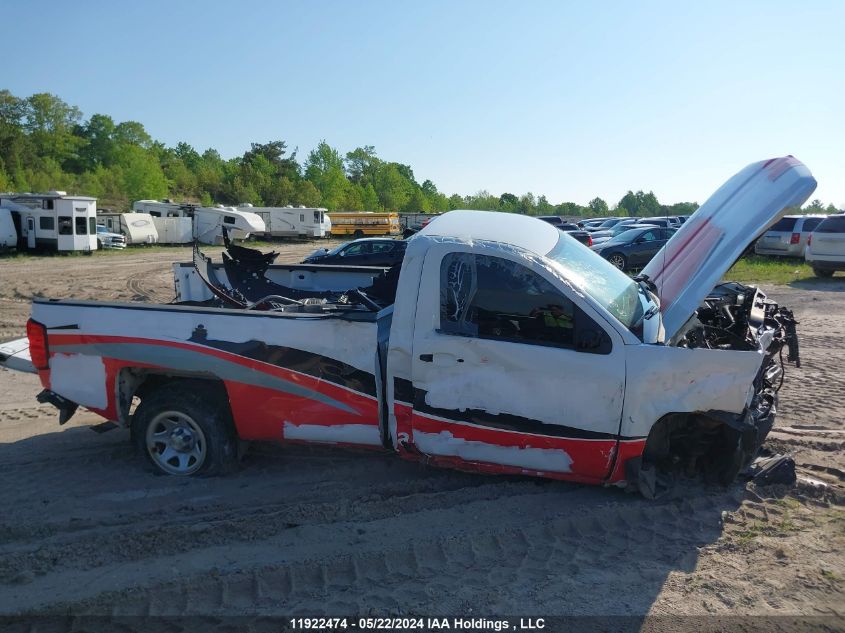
[635, 282, 800, 497]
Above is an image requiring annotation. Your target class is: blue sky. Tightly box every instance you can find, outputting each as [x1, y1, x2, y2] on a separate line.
[4, 0, 844, 207]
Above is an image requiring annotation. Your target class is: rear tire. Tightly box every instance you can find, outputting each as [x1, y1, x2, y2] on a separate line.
[353, 230, 364, 239]
[607, 253, 627, 271]
[131, 382, 239, 476]
[813, 267, 834, 278]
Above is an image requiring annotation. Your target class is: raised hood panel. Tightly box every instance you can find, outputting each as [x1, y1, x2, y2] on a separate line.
[642, 156, 816, 340]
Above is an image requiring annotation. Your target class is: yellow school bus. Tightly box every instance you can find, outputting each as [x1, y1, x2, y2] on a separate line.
[327, 212, 400, 237]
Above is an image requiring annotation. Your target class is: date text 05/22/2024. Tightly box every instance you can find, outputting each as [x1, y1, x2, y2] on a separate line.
[289, 617, 546, 631]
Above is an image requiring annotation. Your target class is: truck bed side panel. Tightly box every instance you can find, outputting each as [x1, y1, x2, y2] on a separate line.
[32, 300, 384, 447]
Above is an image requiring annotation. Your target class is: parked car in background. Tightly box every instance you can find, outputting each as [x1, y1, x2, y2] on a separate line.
[558, 223, 593, 247]
[633, 217, 680, 229]
[577, 218, 607, 230]
[584, 217, 625, 232]
[95, 224, 126, 249]
[804, 214, 845, 277]
[537, 217, 593, 246]
[303, 238, 406, 267]
[588, 218, 639, 242]
[537, 215, 565, 228]
[591, 226, 676, 271]
[591, 222, 659, 247]
[755, 214, 827, 258]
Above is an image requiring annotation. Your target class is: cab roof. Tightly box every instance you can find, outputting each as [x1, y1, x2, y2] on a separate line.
[417, 210, 559, 255]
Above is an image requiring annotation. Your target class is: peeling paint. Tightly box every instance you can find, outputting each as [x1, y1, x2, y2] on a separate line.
[283, 421, 381, 446]
[49, 353, 107, 409]
[414, 429, 573, 473]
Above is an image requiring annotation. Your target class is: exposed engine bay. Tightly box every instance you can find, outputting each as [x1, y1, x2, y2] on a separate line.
[637, 282, 801, 497]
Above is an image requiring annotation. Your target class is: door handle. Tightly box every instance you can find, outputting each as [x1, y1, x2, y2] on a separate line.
[419, 352, 464, 365]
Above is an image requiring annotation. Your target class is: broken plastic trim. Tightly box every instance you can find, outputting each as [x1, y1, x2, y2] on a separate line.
[36, 389, 79, 425]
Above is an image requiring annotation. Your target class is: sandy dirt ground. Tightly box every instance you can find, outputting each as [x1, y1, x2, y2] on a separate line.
[0, 245, 843, 628]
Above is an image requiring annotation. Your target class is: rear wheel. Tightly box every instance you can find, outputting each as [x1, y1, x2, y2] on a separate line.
[813, 267, 834, 278]
[607, 253, 627, 271]
[132, 382, 239, 476]
[353, 229, 364, 239]
[96, 239, 103, 250]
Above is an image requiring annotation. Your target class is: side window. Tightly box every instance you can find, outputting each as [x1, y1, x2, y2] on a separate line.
[440, 253, 577, 349]
[149, 211, 161, 217]
[300, 214, 305, 222]
[343, 243, 367, 256]
[58, 217, 73, 235]
[89, 217, 96, 234]
[75, 217, 88, 235]
[639, 230, 659, 242]
[371, 242, 394, 253]
[223, 216, 236, 225]
[802, 217, 823, 232]
[39, 216, 55, 231]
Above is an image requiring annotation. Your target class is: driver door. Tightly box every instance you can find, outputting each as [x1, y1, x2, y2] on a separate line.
[407, 245, 627, 483]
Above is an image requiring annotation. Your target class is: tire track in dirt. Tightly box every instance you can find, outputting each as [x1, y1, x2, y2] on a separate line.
[35, 487, 743, 618]
[125, 270, 173, 303]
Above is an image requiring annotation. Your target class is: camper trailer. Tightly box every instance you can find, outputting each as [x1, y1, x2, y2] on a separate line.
[238, 204, 331, 238]
[0, 192, 98, 252]
[133, 201, 265, 245]
[97, 212, 159, 245]
[0, 209, 17, 251]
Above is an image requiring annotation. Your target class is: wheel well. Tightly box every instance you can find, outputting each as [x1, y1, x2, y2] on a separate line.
[116, 368, 230, 427]
[630, 411, 758, 496]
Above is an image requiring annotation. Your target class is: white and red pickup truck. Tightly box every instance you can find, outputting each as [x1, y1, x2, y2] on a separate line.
[0, 157, 815, 496]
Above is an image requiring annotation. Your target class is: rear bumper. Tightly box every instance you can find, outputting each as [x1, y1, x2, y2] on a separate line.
[754, 242, 802, 257]
[804, 253, 845, 270]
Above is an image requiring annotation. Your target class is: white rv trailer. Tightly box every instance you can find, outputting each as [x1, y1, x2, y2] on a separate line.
[238, 204, 331, 238]
[132, 200, 265, 245]
[0, 209, 17, 251]
[97, 212, 159, 245]
[0, 191, 98, 252]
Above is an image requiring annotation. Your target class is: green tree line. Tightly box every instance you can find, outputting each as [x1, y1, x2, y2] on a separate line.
[0, 90, 839, 217]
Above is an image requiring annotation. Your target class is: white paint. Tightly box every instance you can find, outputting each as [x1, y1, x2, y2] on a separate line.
[419, 210, 560, 256]
[642, 157, 816, 340]
[0, 337, 34, 373]
[283, 421, 381, 446]
[621, 344, 765, 439]
[409, 239, 627, 439]
[414, 430, 573, 473]
[49, 353, 108, 409]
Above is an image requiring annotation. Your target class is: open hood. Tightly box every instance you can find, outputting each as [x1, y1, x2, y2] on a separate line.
[641, 156, 816, 341]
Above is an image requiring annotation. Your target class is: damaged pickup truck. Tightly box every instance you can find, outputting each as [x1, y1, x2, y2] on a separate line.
[0, 157, 814, 496]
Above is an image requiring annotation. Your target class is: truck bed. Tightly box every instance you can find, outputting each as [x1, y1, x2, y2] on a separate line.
[31, 297, 393, 447]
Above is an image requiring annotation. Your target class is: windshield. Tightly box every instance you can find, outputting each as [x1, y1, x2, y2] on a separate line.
[545, 234, 645, 330]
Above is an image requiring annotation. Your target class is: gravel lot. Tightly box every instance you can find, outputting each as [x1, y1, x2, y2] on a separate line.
[0, 245, 843, 628]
